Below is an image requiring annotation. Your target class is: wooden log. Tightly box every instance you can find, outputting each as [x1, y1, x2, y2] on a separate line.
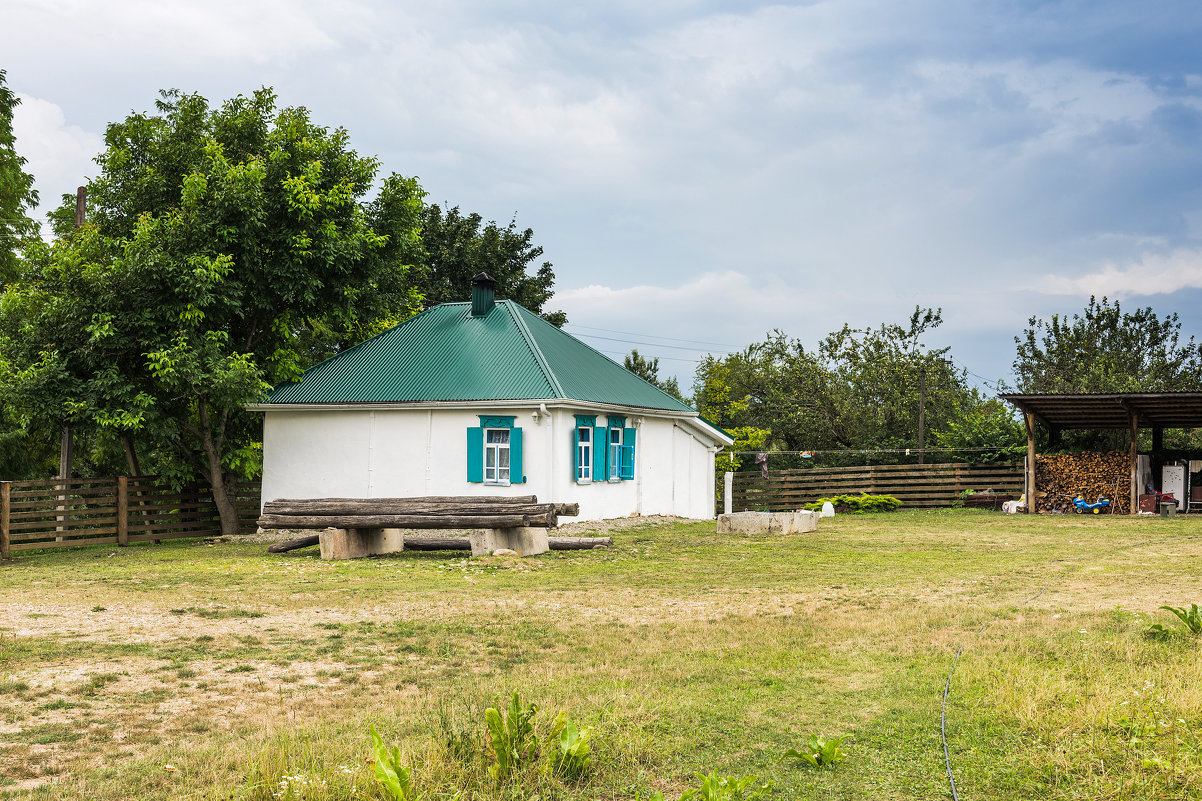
[554, 503, 579, 516]
[266, 534, 614, 554]
[263, 500, 567, 518]
[257, 513, 533, 530]
[268, 495, 537, 509]
[267, 534, 320, 553]
[549, 536, 612, 550]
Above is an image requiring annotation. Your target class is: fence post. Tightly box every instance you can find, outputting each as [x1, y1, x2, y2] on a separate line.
[724, 472, 733, 515]
[117, 476, 129, 547]
[1, 481, 10, 560]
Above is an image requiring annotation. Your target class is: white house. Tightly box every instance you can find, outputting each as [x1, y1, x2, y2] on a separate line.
[249, 274, 733, 521]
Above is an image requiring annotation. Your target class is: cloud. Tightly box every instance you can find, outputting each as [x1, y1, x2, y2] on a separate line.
[11, 94, 103, 223]
[1039, 249, 1202, 297]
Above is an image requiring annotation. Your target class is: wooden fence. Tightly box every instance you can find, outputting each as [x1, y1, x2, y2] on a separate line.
[0, 477, 260, 557]
[728, 461, 1025, 511]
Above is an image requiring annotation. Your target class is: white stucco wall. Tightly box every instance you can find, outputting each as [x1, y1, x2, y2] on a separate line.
[260, 405, 723, 521]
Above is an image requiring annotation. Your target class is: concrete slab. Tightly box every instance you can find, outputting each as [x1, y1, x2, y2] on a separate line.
[716, 510, 818, 535]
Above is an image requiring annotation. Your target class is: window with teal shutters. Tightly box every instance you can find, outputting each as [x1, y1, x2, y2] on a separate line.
[619, 426, 636, 479]
[593, 426, 606, 479]
[468, 416, 524, 485]
[573, 415, 596, 483]
[466, 427, 484, 482]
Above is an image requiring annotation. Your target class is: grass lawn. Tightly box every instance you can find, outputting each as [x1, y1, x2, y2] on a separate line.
[1, 509, 1200, 799]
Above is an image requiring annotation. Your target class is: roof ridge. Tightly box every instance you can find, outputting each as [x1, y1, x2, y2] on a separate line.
[510, 303, 695, 413]
[504, 300, 566, 398]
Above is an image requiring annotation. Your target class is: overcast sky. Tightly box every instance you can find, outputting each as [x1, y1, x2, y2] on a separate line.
[6, 1, 1202, 392]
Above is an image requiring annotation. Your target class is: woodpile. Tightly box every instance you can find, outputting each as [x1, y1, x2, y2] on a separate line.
[1035, 451, 1130, 514]
[257, 496, 578, 532]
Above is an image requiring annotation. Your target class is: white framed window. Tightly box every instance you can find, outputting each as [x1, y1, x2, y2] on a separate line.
[484, 428, 511, 485]
[576, 426, 592, 482]
[608, 427, 622, 481]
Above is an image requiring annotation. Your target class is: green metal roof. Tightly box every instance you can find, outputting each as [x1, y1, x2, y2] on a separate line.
[265, 300, 696, 413]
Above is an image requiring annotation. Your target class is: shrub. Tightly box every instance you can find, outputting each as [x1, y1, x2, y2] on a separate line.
[802, 493, 902, 514]
[784, 734, 847, 768]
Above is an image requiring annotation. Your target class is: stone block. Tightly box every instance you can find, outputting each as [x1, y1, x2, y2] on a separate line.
[318, 527, 405, 560]
[468, 527, 550, 557]
[319, 527, 370, 560]
[716, 510, 818, 535]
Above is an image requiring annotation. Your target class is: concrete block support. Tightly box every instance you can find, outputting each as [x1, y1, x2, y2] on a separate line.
[319, 527, 405, 560]
[468, 527, 550, 557]
[716, 510, 818, 535]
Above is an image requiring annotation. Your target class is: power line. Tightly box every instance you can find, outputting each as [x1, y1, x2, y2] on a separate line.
[565, 322, 736, 349]
[571, 331, 724, 353]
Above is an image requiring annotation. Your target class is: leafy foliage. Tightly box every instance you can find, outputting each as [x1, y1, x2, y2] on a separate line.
[0, 69, 39, 284]
[417, 204, 565, 325]
[1014, 296, 1202, 393]
[546, 711, 593, 780]
[370, 725, 418, 801]
[485, 691, 540, 782]
[0, 88, 424, 530]
[1158, 604, 1202, 636]
[694, 308, 990, 458]
[624, 349, 685, 402]
[680, 771, 769, 801]
[784, 734, 847, 769]
[802, 493, 902, 513]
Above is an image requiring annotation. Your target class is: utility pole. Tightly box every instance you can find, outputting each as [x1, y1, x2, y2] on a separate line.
[56, 187, 86, 536]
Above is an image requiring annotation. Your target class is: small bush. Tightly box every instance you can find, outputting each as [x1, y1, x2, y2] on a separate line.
[486, 691, 539, 782]
[680, 771, 769, 801]
[802, 493, 902, 514]
[784, 734, 847, 768]
[546, 712, 592, 779]
[1159, 603, 1202, 636]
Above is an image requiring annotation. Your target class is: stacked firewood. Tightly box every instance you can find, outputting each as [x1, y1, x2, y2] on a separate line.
[1035, 451, 1130, 514]
[258, 495, 577, 531]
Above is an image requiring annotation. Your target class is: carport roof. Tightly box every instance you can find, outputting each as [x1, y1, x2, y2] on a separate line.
[999, 392, 1202, 429]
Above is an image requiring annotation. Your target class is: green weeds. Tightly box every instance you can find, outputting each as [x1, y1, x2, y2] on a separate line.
[486, 691, 540, 781]
[784, 734, 847, 769]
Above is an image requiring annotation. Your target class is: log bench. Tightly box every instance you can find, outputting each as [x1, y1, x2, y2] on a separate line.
[257, 496, 580, 560]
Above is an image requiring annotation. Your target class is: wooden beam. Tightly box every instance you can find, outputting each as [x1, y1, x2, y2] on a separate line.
[1128, 408, 1140, 516]
[1025, 412, 1037, 514]
[116, 476, 129, 547]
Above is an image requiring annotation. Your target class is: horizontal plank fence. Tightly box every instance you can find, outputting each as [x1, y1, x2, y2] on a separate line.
[0, 477, 260, 557]
[729, 461, 1024, 511]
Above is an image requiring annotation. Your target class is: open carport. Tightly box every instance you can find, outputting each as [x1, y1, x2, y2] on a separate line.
[1000, 392, 1202, 514]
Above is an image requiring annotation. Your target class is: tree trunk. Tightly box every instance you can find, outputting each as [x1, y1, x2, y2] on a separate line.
[197, 399, 241, 537]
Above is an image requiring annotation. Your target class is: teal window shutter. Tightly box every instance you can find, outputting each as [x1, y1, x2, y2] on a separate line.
[466, 427, 484, 482]
[593, 426, 606, 478]
[572, 426, 580, 480]
[620, 427, 636, 479]
[510, 427, 524, 484]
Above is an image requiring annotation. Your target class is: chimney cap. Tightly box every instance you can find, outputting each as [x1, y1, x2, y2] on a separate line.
[471, 272, 497, 288]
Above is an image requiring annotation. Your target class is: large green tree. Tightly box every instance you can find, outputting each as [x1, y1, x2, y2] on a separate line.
[1014, 296, 1202, 393]
[417, 204, 566, 325]
[1, 88, 425, 533]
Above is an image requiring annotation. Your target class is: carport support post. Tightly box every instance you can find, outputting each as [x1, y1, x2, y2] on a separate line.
[1024, 412, 1036, 514]
[1, 481, 10, 560]
[1128, 409, 1140, 515]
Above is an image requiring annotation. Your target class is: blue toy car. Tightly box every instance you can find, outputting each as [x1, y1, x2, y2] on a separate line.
[1072, 495, 1111, 514]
